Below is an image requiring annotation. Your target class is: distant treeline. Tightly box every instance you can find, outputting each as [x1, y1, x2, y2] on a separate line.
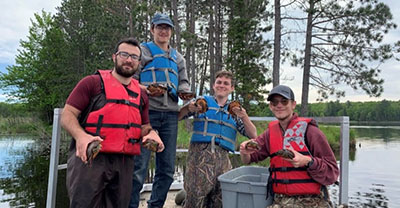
[249, 99, 400, 122]
[2, 100, 399, 122]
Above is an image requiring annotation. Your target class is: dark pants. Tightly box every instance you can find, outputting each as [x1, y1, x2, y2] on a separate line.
[67, 150, 134, 208]
[129, 110, 178, 208]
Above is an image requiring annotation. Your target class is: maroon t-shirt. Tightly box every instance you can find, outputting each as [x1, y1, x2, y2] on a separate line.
[66, 74, 150, 125]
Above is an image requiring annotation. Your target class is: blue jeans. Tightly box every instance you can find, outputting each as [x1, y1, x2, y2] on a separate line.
[129, 110, 178, 208]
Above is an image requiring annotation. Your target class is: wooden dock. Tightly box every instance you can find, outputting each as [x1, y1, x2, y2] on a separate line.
[139, 190, 182, 208]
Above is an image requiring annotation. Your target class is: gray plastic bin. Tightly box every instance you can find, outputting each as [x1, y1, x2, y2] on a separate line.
[218, 166, 273, 208]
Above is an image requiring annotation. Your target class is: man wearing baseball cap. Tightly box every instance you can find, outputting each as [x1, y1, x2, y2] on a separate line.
[239, 85, 339, 207]
[129, 12, 192, 208]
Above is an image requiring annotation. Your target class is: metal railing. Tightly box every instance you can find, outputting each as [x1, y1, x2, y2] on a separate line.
[46, 108, 349, 207]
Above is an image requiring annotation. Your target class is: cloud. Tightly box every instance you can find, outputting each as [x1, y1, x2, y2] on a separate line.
[0, 0, 62, 63]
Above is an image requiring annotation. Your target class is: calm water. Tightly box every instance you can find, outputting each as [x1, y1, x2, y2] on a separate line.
[0, 125, 399, 207]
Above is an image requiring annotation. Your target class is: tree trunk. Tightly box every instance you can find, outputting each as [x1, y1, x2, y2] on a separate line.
[171, 0, 182, 52]
[209, 5, 215, 94]
[273, 0, 281, 87]
[215, 0, 223, 72]
[190, 1, 196, 94]
[301, 0, 315, 116]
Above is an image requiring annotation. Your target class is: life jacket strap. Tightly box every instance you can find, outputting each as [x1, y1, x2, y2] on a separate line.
[270, 151, 310, 158]
[192, 131, 235, 144]
[128, 138, 141, 144]
[272, 178, 316, 184]
[107, 99, 140, 109]
[84, 122, 141, 129]
[269, 166, 308, 172]
[193, 118, 237, 130]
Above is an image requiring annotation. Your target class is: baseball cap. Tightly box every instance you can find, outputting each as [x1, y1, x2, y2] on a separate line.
[151, 13, 174, 28]
[267, 85, 295, 101]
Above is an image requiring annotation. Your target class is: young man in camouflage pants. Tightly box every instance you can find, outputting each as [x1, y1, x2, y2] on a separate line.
[178, 70, 257, 208]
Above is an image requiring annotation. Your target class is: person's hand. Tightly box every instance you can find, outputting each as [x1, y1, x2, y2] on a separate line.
[188, 101, 203, 113]
[240, 139, 259, 154]
[178, 92, 196, 100]
[142, 130, 165, 152]
[75, 134, 103, 163]
[281, 148, 312, 168]
[231, 106, 248, 119]
[147, 84, 167, 97]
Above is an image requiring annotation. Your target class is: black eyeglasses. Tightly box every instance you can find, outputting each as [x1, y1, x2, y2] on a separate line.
[117, 51, 140, 61]
[270, 99, 289, 106]
[155, 25, 172, 31]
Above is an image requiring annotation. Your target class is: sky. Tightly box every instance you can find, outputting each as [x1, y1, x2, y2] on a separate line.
[0, 0, 399, 103]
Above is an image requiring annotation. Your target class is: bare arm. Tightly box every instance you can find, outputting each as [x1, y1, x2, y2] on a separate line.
[239, 139, 257, 164]
[178, 101, 202, 120]
[232, 107, 257, 138]
[61, 104, 103, 162]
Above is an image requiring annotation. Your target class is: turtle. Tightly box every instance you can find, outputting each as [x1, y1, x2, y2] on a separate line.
[147, 83, 167, 96]
[245, 140, 261, 150]
[86, 140, 102, 164]
[275, 149, 295, 159]
[227, 100, 242, 118]
[194, 98, 208, 114]
[143, 139, 159, 152]
[178, 91, 196, 100]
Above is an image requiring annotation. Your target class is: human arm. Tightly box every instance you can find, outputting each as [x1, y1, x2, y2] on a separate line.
[232, 106, 257, 139]
[61, 104, 103, 163]
[176, 53, 191, 96]
[303, 124, 339, 185]
[239, 130, 270, 164]
[178, 99, 202, 120]
[141, 124, 165, 152]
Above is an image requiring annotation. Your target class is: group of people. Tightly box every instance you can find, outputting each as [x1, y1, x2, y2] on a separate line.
[61, 12, 339, 208]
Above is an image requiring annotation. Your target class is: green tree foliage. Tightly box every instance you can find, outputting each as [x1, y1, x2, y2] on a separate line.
[307, 100, 400, 122]
[0, 11, 71, 122]
[226, 0, 272, 111]
[293, 0, 399, 116]
[1, 0, 398, 123]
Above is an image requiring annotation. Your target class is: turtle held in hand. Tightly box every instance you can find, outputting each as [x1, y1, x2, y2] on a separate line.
[228, 100, 242, 118]
[178, 91, 196, 100]
[194, 98, 208, 114]
[147, 83, 167, 96]
[87, 140, 102, 164]
[142, 139, 159, 152]
[275, 149, 295, 159]
[245, 140, 261, 150]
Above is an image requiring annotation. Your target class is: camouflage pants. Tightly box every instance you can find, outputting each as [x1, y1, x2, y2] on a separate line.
[267, 192, 332, 208]
[183, 143, 232, 208]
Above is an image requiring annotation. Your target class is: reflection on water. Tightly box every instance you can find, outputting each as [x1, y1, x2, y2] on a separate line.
[0, 126, 399, 207]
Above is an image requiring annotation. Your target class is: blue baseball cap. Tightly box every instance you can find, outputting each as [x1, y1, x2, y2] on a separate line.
[267, 85, 295, 101]
[151, 13, 174, 28]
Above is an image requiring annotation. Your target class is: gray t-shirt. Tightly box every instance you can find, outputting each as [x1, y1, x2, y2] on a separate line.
[135, 42, 191, 112]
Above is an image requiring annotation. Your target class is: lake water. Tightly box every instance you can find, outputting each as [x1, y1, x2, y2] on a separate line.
[0, 125, 399, 207]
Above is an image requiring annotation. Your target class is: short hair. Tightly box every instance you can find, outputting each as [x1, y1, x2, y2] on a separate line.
[215, 70, 235, 86]
[114, 37, 141, 55]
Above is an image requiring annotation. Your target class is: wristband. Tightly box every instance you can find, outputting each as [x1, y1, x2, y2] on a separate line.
[306, 158, 314, 168]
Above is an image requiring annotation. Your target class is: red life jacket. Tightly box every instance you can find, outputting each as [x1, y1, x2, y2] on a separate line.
[83, 70, 142, 155]
[269, 117, 321, 195]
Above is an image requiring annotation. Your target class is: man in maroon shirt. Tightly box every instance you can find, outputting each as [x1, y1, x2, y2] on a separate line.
[61, 38, 164, 208]
[240, 85, 338, 208]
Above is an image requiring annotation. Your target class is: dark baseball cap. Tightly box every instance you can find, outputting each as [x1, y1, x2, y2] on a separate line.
[151, 13, 174, 28]
[267, 85, 295, 101]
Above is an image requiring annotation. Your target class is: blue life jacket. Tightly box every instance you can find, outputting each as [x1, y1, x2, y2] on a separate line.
[140, 42, 179, 101]
[191, 96, 238, 152]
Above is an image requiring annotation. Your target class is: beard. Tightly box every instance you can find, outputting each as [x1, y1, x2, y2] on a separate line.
[114, 59, 137, 78]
